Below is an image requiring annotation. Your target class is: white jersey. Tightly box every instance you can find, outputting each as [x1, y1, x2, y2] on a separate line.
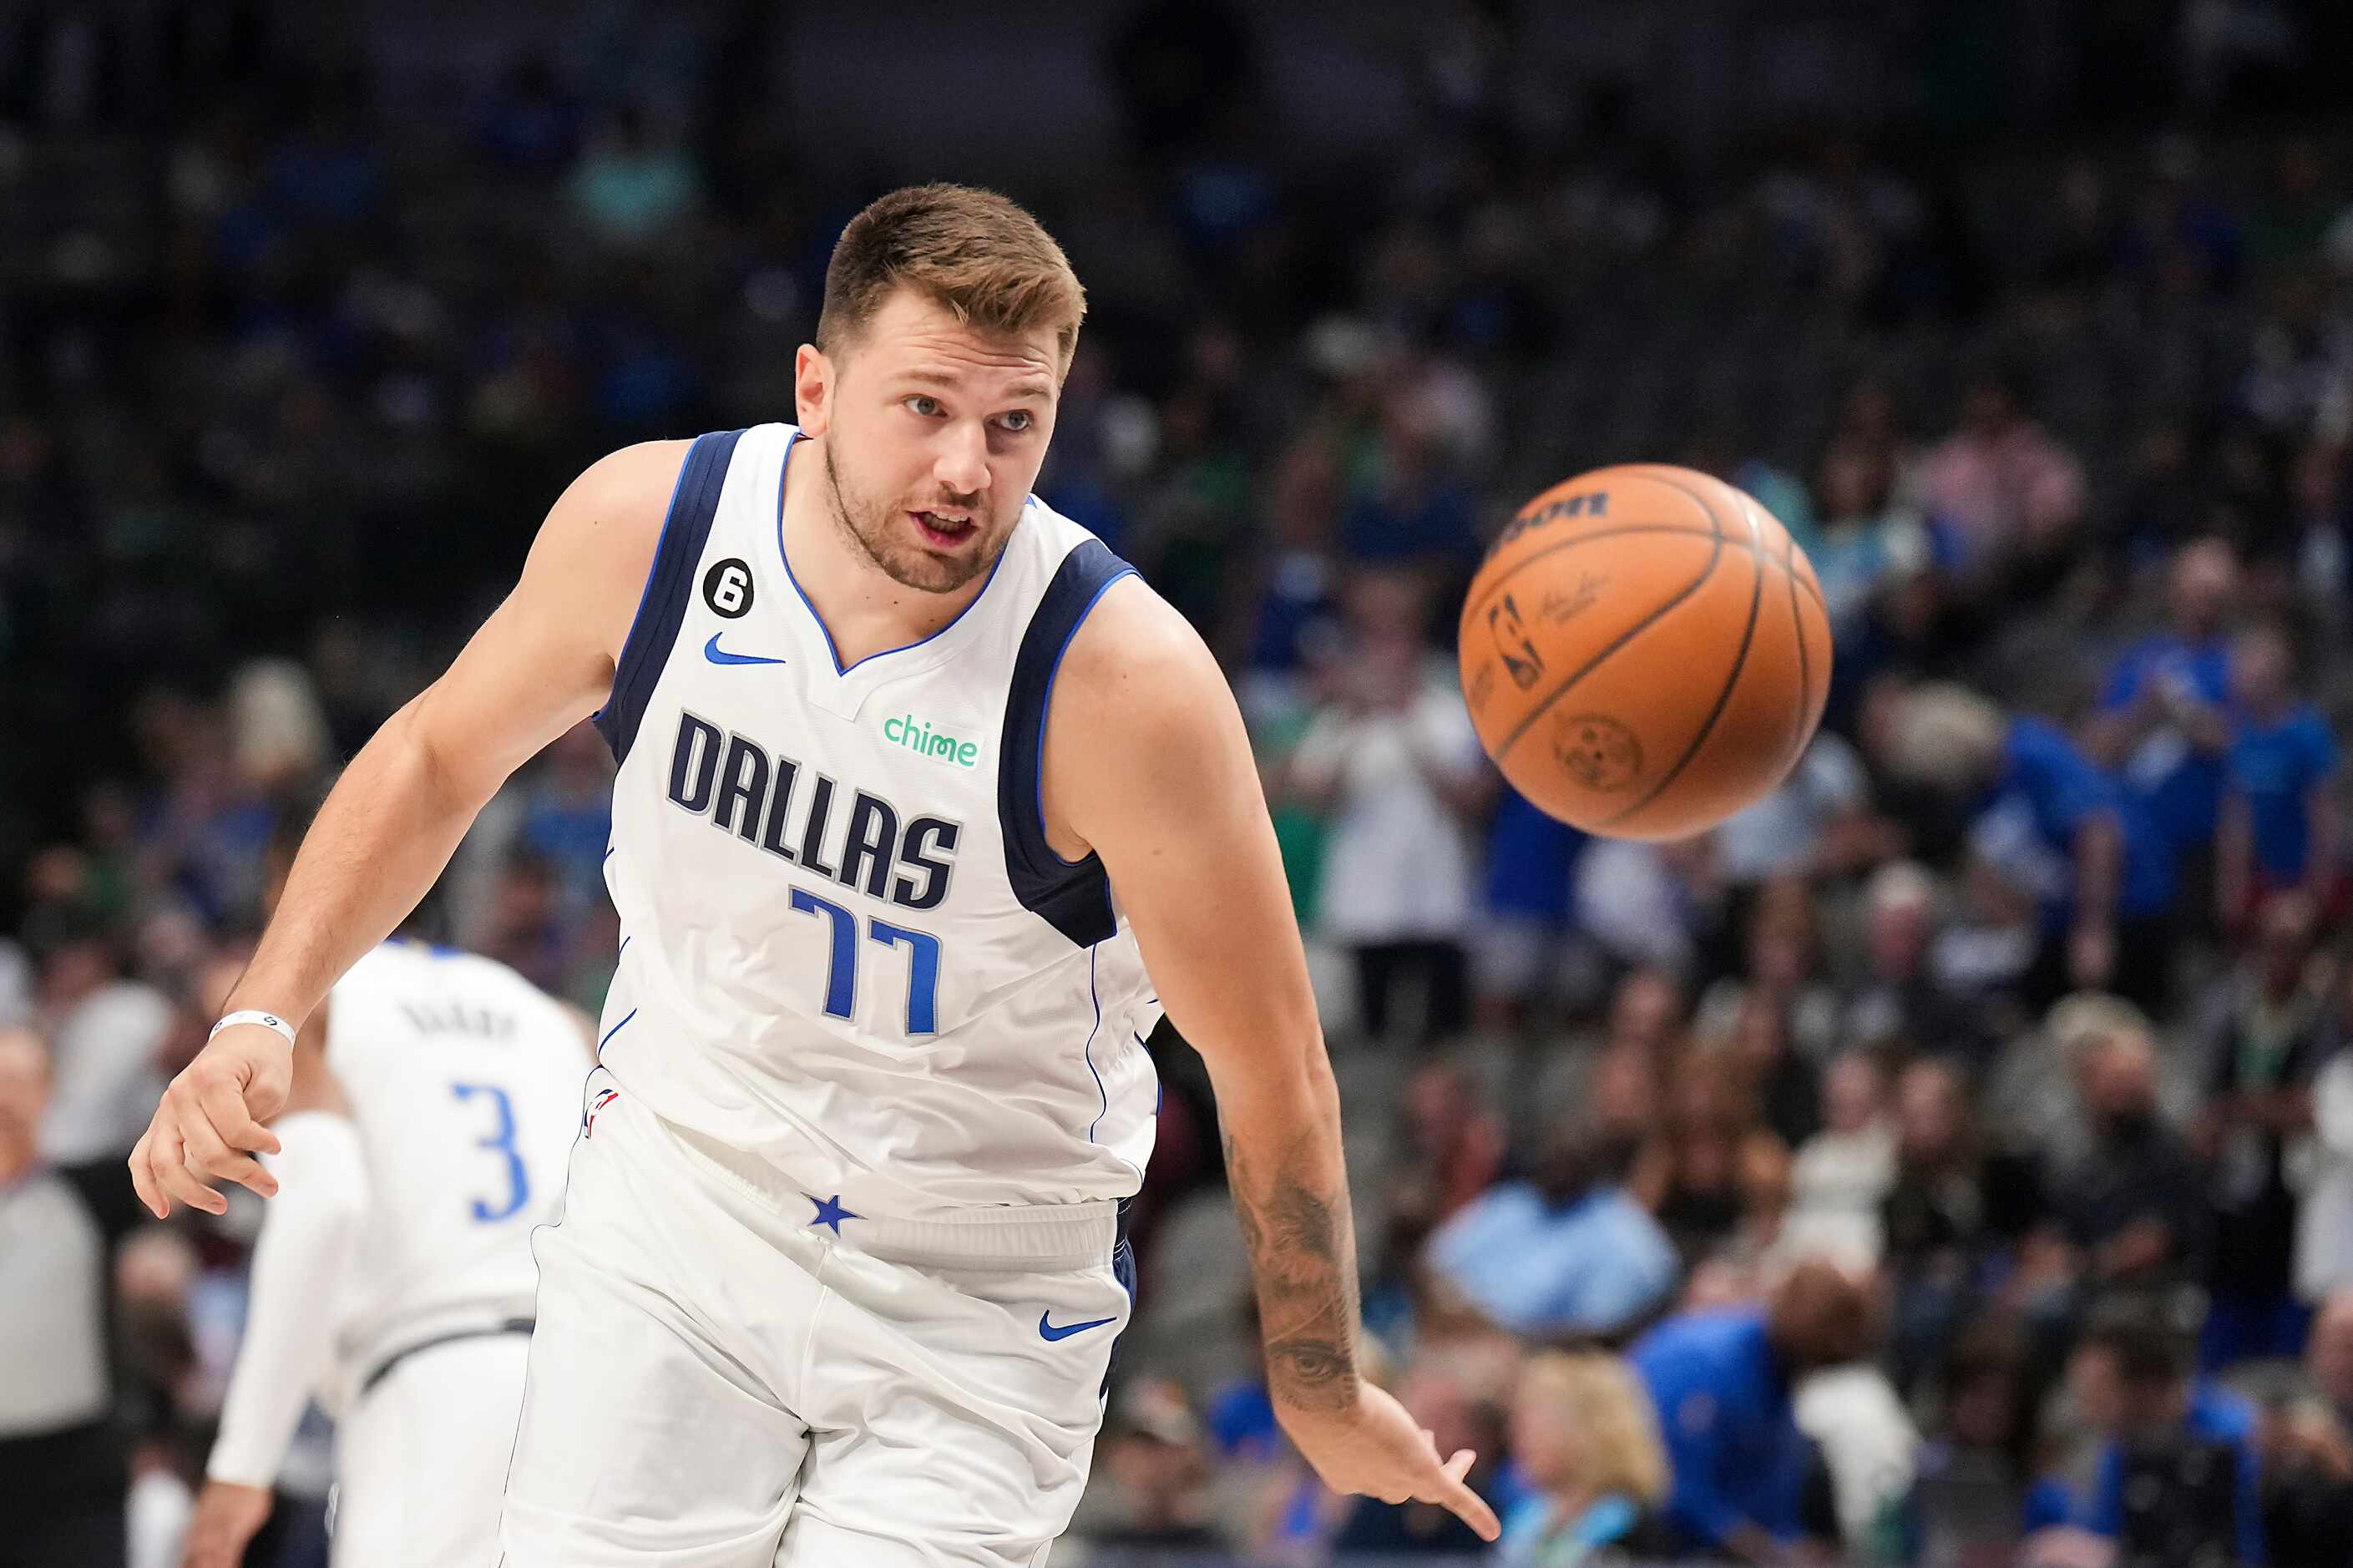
[321, 940, 585, 1404]
[591, 422, 1161, 1217]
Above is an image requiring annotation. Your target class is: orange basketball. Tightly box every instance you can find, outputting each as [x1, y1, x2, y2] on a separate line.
[1457, 463, 1832, 841]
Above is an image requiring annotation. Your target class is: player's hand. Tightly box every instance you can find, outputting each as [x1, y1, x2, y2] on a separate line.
[1278, 1378, 1501, 1542]
[180, 1478, 275, 1568]
[129, 1023, 290, 1218]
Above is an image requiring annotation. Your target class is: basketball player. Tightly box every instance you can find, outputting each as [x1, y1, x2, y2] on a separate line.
[134, 185, 1500, 1563]
[179, 884, 590, 1566]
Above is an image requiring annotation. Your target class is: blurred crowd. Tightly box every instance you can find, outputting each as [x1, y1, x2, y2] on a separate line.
[13, 2, 2353, 1565]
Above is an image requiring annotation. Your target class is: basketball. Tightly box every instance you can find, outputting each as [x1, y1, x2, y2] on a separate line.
[1457, 463, 1832, 841]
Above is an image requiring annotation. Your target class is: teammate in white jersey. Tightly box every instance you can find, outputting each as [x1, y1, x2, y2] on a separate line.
[179, 921, 590, 1568]
[133, 184, 1499, 1564]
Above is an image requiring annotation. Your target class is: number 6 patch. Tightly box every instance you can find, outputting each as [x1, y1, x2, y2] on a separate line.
[702, 557, 756, 619]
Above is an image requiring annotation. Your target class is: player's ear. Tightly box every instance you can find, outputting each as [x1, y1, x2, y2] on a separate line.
[794, 343, 834, 438]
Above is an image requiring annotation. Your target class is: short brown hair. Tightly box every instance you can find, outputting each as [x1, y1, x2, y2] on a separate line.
[817, 184, 1086, 375]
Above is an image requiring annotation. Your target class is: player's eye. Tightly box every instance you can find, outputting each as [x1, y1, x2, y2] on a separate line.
[998, 410, 1034, 434]
[904, 395, 942, 417]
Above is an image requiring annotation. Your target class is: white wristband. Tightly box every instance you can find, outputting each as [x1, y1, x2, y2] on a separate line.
[210, 1009, 298, 1047]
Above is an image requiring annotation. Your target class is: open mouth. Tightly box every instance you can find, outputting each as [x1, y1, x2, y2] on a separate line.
[910, 510, 978, 549]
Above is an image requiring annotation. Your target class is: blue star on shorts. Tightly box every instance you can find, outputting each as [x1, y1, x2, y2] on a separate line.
[808, 1193, 859, 1234]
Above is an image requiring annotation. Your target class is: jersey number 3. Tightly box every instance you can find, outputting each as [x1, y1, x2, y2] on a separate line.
[452, 1082, 532, 1222]
[790, 888, 942, 1034]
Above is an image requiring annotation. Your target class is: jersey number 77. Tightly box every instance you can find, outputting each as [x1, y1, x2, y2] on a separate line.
[790, 887, 943, 1035]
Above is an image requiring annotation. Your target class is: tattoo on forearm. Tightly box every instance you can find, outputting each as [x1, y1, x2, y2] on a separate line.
[1222, 1124, 1360, 1414]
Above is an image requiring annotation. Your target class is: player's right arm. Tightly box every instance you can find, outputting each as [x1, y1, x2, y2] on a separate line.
[131, 439, 691, 1218]
[183, 1011, 358, 1568]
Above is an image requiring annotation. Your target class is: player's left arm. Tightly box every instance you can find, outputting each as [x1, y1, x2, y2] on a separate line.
[1045, 581, 1352, 1404]
[1046, 578, 1497, 1540]
[186, 1010, 366, 1568]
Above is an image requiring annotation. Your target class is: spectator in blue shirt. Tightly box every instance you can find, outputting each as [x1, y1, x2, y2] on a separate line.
[2067, 1305, 2265, 1565]
[1629, 1259, 1871, 1560]
[1424, 1125, 1677, 1343]
[2220, 622, 2341, 929]
[1882, 684, 2178, 1009]
[1474, 787, 1587, 1029]
[2089, 538, 2239, 871]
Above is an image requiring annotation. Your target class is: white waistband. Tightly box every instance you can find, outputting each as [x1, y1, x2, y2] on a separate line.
[653, 1101, 1123, 1272]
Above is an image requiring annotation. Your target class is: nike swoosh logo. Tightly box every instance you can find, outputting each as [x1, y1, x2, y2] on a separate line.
[1038, 1311, 1117, 1342]
[704, 634, 787, 666]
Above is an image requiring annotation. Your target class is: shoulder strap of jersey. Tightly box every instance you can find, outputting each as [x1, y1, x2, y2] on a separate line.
[595, 428, 746, 765]
[997, 537, 1137, 948]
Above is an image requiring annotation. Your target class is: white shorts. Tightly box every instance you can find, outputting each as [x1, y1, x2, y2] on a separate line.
[333, 1332, 531, 1567]
[498, 1067, 1134, 1568]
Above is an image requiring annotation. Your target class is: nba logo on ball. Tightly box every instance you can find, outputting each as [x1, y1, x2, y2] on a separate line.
[1458, 463, 1831, 842]
[1486, 594, 1545, 691]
